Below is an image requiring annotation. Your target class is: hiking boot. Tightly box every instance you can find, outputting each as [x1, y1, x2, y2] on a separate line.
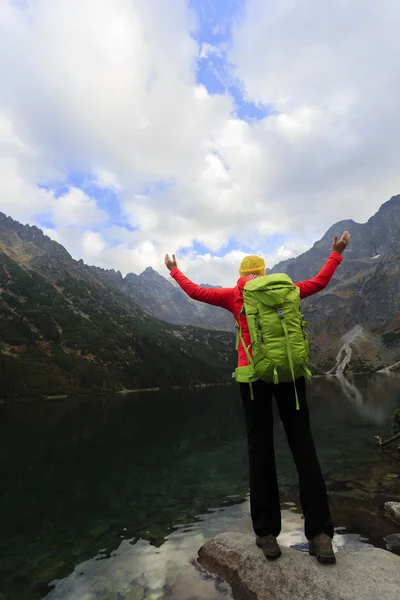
[256, 535, 281, 560]
[309, 533, 336, 564]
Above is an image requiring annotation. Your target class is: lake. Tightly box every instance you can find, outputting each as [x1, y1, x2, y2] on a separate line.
[1, 374, 400, 600]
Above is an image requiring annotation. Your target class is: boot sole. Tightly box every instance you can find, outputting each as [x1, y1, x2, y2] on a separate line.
[309, 549, 336, 564]
[265, 550, 282, 561]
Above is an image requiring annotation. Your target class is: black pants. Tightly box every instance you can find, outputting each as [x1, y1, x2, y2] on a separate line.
[241, 377, 333, 541]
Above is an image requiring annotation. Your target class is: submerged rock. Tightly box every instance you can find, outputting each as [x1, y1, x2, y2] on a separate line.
[198, 532, 400, 600]
[385, 501, 400, 526]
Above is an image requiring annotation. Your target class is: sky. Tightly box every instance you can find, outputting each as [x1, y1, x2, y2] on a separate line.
[1, 0, 400, 285]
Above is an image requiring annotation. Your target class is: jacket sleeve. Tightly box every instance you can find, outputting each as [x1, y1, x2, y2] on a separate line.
[170, 268, 234, 310]
[295, 252, 343, 299]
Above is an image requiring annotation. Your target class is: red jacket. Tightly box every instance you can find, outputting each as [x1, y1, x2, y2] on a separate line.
[170, 252, 342, 367]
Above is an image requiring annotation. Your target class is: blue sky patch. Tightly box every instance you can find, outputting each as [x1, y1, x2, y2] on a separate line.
[190, 0, 272, 123]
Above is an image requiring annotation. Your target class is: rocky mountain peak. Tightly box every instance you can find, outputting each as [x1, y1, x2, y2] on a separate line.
[138, 266, 168, 282]
[89, 265, 124, 286]
[376, 194, 400, 213]
[317, 219, 360, 244]
[0, 212, 72, 261]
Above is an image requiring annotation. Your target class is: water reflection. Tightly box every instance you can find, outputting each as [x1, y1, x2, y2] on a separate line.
[0, 375, 399, 600]
[330, 373, 400, 425]
[332, 374, 364, 409]
[43, 501, 374, 600]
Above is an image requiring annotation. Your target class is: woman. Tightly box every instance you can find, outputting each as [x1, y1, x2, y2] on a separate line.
[165, 231, 350, 563]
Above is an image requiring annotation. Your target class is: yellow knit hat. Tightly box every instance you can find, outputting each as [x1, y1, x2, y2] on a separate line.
[239, 255, 266, 278]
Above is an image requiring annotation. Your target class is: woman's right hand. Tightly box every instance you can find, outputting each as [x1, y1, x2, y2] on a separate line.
[165, 253, 178, 271]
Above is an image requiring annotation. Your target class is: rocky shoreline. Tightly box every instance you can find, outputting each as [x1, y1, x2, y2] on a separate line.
[195, 501, 400, 600]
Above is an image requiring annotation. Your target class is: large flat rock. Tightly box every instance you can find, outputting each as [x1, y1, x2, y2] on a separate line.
[198, 532, 400, 600]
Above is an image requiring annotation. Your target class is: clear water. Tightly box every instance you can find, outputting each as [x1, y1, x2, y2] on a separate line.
[0, 374, 399, 600]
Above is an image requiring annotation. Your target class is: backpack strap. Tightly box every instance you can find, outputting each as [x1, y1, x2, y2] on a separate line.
[234, 318, 241, 351]
[277, 309, 300, 410]
[234, 287, 243, 352]
[235, 318, 256, 401]
[235, 319, 255, 367]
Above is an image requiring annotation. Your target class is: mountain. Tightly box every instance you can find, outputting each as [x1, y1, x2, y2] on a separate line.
[90, 265, 233, 331]
[93, 195, 400, 375]
[1, 194, 400, 395]
[0, 214, 235, 399]
[270, 195, 400, 374]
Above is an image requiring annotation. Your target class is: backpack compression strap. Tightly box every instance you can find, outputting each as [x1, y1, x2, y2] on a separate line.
[277, 309, 300, 410]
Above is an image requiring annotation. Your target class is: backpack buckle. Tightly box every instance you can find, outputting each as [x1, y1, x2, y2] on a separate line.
[277, 309, 284, 320]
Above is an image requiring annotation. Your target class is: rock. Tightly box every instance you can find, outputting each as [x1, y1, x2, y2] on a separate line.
[89, 520, 111, 539]
[198, 532, 400, 600]
[385, 501, 400, 526]
[32, 558, 67, 586]
[384, 533, 400, 551]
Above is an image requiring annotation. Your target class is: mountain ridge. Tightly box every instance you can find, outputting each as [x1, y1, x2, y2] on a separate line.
[0, 214, 235, 399]
[1, 194, 400, 387]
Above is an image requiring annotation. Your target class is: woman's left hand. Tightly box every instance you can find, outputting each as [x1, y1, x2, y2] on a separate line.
[332, 231, 350, 254]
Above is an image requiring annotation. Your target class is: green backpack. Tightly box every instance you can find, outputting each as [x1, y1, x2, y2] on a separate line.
[233, 273, 312, 408]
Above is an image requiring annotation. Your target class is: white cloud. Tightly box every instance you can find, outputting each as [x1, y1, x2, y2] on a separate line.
[41, 227, 61, 243]
[81, 231, 106, 262]
[228, 0, 400, 228]
[0, 0, 400, 287]
[199, 43, 223, 59]
[0, 111, 57, 221]
[0, 0, 231, 185]
[0, 0, 242, 268]
[53, 188, 107, 228]
[44, 231, 308, 287]
[94, 169, 121, 192]
[174, 240, 311, 287]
